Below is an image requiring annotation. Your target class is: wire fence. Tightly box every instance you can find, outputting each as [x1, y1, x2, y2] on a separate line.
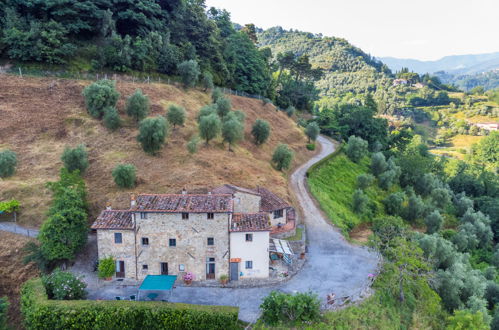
[3, 65, 279, 108]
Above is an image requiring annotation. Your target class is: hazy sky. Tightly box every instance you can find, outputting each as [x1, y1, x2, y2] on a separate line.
[205, 0, 499, 61]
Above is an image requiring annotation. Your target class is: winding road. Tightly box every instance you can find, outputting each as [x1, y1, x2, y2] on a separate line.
[169, 136, 380, 322]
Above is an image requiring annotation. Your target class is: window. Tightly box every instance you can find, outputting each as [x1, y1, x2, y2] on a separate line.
[114, 233, 122, 244]
[207, 237, 214, 246]
[142, 237, 149, 246]
[142, 264, 148, 270]
[169, 238, 176, 247]
[182, 212, 189, 220]
[273, 209, 283, 219]
[179, 264, 185, 272]
[140, 212, 148, 219]
[207, 213, 214, 219]
[245, 261, 253, 269]
[245, 233, 253, 242]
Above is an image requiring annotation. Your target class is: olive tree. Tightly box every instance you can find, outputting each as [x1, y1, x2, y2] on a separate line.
[356, 173, 375, 190]
[199, 113, 221, 145]
[371, 152, 388, 177]
[211, 88, 223, 103]
[251, 119, 271, 145]
[126, 89, 150, 122]
[103, 107, 121, 130]
[216, 97, 231, 118]
[137, 116, 168, 155]
[425, 210, 443, 234]
[167, 104, 186, 129]
[222, 115, 244, 151]
[0, 150, 17, 178]
[305, 122, 320, 143]
[345, 135, 368, 163]
[82, 80, 120, 119]
[112, 164, 136, 188]
[272, 144, 294, 171]
[202, 71, 214, 91]
[383, 191, 406, 216]
[61, 145, 89, 174]
[352, 189, 369, 214]
[177, 60, 200, 88]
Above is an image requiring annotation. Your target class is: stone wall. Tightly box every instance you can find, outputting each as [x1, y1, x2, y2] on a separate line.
[135, 212, 230, 281]
[269, 208, 287, 227]
[96, 230, 137, 279]
[233, 192, 260, 213]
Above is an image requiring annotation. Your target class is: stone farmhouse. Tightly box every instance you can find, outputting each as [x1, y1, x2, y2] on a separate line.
[91, 185, 296, 283]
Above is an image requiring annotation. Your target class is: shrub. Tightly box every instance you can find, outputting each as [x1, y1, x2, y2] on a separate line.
[187, 137, 199, 154]
[357, 173, 375, 190]
[199, 113, 221, 145]
[272, 144, 294, 171]
[445, 310, 489, 330]
[112, 164, 136, 188]
[126, 89, 150, 122]
[98, 256, 115, 279]
[345, 135, 368, 163]
[21, 278, 239, 329]
[103, 106, 121, 130]
[202, 71, 214, 91]
[0, 296, 8, 330]
[211, 88, 223, 103]
[260, 291, 320, 325]
[177, 60, 200, 87]
[431, 188, 452, 209]
[371, 152, 388, 177]
[352, 189, 369, 214]
[306, 143, 316, 151]
[286, 106, 295, 117]
[42, 269, 86, 300]
[251, 119, 271, 145]
[82, 80, 120, 119]
[61, 144, 89, 174]
[378, 169, 397, 190]
[383, 192, 406, 216]
[137, 116, 168, 155]
[305, 122, 320, 142]
[0, 149, 17, 178]
[404, 191, 426, 222]
[167, 104, 186, 128]
[425, 210, 443, 234]
[216, 97, 231, 118]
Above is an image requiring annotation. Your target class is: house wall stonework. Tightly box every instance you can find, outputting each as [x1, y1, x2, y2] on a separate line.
[230, 231, 269, 279]
[134, 212, 230, 281]
[96, 230, 137, 279]
[232, 192, 261, 213]
[269, 208, 287, 227]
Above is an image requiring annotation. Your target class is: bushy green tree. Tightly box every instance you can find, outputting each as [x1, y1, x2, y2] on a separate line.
[42, 269, 86, 300]
[417, 234, 458, 270]
[345, 135, 368, 163]
[199, 113, 222, 145]
[98, 256, 115, 279]
[425, 210, 443, 234]
[112, 164, 136, 188]
[353, 189, 369, 214]
[404, 190, 426, 222]
[167, 104, 186, 128]
[216, 97, 231, 118]
[286, 106, 295, 117]
[187, 137, 199, 154]
[202, 71, 214, 91]
[371, 152, 388, 177]
[251, 119, 271, 145]
[177, 60, 200, 88]
[356, 173, 375, 190]
[372, 216, 407, 250]
[0, 149, 17, 178]
[126, 89, 150, 122]
[383, 191, 406, 216]
[446, 310, 489, 330]
[211, 88, 223, 103]
[222, 114, 244, 151]
[137, 116, 168, 155]
[61, 145, 89, 174]
[305, 122, 320, 143]
[272, 144, 294, 171]
[103, 107, 121, 130]
[454, 193, 474, 217]
[431, 188, 452, 209]
[260, 291, 320, 325]
[378, 169, 397, 190]
[82, 80, 120, 119]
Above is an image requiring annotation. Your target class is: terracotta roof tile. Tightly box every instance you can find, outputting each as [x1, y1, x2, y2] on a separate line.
[256, 187, 290, 212]
[91, 210, 133, 230]
[230, 213, 271, 232]
[211, 184, 261, 196]
[133, 194, 233, 213]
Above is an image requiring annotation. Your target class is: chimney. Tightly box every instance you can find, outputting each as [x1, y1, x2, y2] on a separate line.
[106, 202, 112, 210]
[130, 194, 136, 207]
[182, 188, 187, 195]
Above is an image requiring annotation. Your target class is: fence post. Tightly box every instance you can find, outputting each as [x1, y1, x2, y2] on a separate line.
[19, 67, 22, 78]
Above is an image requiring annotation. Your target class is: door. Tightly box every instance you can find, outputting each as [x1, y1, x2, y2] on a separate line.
[230, 262, 239, 281]
[206, 257, 216, 279]
[160, 262, 168, 275]
[116, 260, 125, 278]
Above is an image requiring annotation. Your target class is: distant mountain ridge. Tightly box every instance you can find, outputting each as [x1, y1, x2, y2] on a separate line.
[380, 52, 499, 75]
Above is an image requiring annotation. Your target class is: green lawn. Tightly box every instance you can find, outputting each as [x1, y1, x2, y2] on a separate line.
[286, 227, 303, 241]
[308, 153, 392, 235]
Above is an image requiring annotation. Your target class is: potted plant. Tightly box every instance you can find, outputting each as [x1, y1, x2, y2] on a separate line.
[98, 256, 115, 280]
[219, 274, 229, 286]
[183, 272, 194, 285]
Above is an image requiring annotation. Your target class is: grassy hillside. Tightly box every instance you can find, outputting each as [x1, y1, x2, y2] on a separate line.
[0, 75, 310, 227]
[308, 152, 392, 235]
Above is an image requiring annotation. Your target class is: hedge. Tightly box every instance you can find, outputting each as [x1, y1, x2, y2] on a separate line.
[21, 278, 239, 330]
[306, 142, 343, 177]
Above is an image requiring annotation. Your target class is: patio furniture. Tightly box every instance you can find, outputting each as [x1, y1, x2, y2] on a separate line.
[130, 295, 136, 301]
[147, 293, 158, 301]
[115, 296, 122, 300]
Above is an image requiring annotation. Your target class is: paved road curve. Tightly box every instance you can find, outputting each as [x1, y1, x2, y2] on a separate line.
[169, 136, 379, 322]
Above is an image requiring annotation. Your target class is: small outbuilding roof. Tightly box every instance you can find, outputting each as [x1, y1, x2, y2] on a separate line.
[211, 184, 261, 196]
[91, 210, 133, 230]
[231, 213, 271, 232]
[255, 187, 290, 212]
[133, 194, 233, 213]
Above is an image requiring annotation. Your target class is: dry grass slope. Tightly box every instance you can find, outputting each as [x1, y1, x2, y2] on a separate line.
[0, 75, 310, 226]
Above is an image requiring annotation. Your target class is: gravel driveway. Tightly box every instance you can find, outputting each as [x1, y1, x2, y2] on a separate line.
[169, 136, 380, 323]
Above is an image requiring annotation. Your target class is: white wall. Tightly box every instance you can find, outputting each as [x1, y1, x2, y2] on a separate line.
[229, 231, 269, 278]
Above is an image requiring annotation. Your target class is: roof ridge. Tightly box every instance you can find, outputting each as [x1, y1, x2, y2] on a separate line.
[137, 193, 233, 197]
